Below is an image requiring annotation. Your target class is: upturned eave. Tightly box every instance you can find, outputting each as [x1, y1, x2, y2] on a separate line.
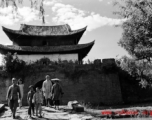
[0, 40, 95, 59]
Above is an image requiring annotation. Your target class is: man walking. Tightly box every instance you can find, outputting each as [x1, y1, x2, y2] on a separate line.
[42, 75, 52, 107]
[6, 78, 21, 119]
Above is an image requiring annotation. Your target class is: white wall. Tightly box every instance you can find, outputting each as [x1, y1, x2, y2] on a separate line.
[17, 54, 78, 63]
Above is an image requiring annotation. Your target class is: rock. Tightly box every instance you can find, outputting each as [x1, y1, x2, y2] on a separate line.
[67, 100, 79, 109]
[67, 101, 73, 109]
[67, 101, 84, 112]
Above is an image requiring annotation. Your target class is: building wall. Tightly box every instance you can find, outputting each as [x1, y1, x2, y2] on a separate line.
[0, 72, 122, 106]
[0, 59, 123, 106]
[1, 59, 152, 106]
[17, 54, 78, 63]
[0, 78, 11, 104]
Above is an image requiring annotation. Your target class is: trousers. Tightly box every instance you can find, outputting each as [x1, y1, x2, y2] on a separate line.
[28, 102, 35, 115]
[8, 99, 18, 116]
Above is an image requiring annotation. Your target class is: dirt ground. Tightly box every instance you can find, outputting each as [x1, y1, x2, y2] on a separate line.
[0, 106, 100, 120]
[1, 103, 152, 120]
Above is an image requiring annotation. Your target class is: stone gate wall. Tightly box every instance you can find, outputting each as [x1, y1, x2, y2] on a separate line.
[0, 59, 123, 106]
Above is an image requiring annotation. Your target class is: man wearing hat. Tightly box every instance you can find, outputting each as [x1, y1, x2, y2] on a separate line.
[42, 75, 52, 107]
[6, 78, 21, 119]
[27, 85, 35, 118]
[51, 78, 63, 110]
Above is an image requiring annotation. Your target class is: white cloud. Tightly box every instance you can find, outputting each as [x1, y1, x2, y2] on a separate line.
[0, 6, 40, 25]
[43, 0, 61, 6]
[43, 0, 55, 6]
[52, 3, 126, 31]
[18, 7, 39, 22]
[99, 0, 104, 2]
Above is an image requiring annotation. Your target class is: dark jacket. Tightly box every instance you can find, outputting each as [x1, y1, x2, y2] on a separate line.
[27, 90, 35, 103]
[6, 84, 21, 101]
[51, 83, 63, 100]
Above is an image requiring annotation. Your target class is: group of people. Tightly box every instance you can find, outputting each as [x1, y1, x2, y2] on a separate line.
[6, 75, 63, 119]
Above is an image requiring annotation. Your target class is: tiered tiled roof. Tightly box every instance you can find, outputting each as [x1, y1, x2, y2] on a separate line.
[2, 25, 87, 46]
[2, 25, 87, 36]
[20, 24, 71, 35]
[1, 24, 95, 60]
[0, 41, 94, 59]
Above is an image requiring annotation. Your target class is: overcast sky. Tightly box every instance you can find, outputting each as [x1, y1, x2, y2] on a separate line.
[0, 0, 129, 63]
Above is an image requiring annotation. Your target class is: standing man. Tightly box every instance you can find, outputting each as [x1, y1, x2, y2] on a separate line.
[42, 75, 52, 107]
[6, 78, 21, 119]
[51, 78, 63, 110]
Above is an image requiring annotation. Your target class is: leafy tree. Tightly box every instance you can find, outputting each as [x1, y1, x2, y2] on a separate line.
[117, 56, 152, 88]
[114, 0, 152, 87]
[114, 0, 152, 61]
[2, 52, 26, 73]
[0, 0, 45, 23]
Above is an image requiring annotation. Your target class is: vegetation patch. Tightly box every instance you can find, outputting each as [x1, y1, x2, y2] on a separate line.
[0, 53, 118, 82]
